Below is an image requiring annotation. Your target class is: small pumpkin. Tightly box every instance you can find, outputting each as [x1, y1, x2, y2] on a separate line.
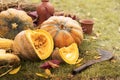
[52, 43, 79, 64]
[0, 8, 33, 39]
[13, 29, 54, 60]
[0, 38, 13, 50]
[40, 16, 83, 48]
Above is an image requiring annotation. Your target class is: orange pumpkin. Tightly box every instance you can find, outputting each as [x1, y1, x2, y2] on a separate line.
[40, 16, 83, 48]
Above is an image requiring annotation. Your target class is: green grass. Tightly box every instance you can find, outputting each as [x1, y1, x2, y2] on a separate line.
[1, 0, 120, 80]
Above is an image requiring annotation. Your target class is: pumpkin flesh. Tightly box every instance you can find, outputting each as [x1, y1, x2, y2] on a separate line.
[26, 30, 54, 60]
[59, 43, 79, 64]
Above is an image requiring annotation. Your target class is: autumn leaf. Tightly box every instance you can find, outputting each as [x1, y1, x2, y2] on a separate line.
[118, 27, 120, 33]
[40, 60, 61, 69]
[36, 73, 48, 78]
[45, 69, 52, 76]
[75, 58, 83, 64]
[94, 56, 101, 60]
[9, 65, 21, 74]
[48, 61, 59, 68]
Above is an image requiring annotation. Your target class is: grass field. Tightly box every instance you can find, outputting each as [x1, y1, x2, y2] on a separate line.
[0, 0, 120, 80]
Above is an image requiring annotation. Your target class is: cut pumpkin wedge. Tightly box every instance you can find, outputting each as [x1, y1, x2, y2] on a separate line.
[13, 29, 54, 60]
[59, 43, 79, 64]
[26, 29, 54, 60]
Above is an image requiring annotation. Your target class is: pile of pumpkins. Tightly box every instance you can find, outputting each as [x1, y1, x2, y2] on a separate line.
[0, 8, 83, 64]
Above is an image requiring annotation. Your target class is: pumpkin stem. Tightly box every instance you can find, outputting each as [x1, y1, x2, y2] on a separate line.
[60, 24, 65, 30]
[11, 23, 18, 29]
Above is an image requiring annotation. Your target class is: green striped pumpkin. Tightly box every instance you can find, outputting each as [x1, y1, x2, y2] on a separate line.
[0, 8, 33, 39]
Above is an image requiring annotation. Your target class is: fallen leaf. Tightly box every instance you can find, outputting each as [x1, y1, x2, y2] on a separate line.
[40, 60, 61, 69]
[85, 51, 89, 54]
[36, 73, 48, 78]
[113, 46, 120, 51]
[45, 69, 52, 76]
[91, 36, 98, 40]
[118, 27, 120, 33]
[48, 61, 59, 68]
[9, 65, 21, 74]
[94, 56, 101, 60]
[75, 58, 83, 64]
[111, 59, 116, 63]
[95, 32, 101, 37]
[67, 73, 74, 79]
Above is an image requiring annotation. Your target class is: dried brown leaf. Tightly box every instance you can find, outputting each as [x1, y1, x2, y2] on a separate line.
[48, 61, 59, 68]
[40, 60, 61, 69]
[9, 65, 21, 74]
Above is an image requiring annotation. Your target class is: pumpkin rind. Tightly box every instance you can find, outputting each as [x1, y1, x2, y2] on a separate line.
[0, 8, 33, 39]
[40, 16, 83, 48]
[13, 29, 54, 60]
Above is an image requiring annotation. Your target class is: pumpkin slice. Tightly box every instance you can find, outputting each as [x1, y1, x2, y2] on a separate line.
[13, 29, 54, 60]
[59, 43, 79, 64]
[26, 29, 54, 60]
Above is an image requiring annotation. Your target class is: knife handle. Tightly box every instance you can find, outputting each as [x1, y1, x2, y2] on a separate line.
[72, 64, 89, 75]
[72, 61, 95, 75]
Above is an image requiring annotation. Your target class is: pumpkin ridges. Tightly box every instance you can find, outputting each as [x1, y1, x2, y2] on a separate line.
[40, 25, 58, 33]
[22, 31, 38, 60]
[41, 19, 57, 26]
[54, 30, 75, 48]
[13, 31, 32, 60]
[70, 28, 83, 45]
[0, 8, 33, 39]
[40, 16, 83, 48]
[48, 28, 58, 38]
[22, 30, 41, 60]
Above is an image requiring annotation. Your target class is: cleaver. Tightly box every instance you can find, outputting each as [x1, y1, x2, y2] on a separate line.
[72, 49, 113, 75]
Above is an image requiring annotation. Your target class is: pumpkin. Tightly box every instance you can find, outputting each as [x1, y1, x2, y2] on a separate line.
[0, 38, 13, 50]
[52, 43, 79, 64]
[40, 16, 83, 48]
[0, 52, 20, 66]
[0, 8, 33, 39]
[13, 29, 54, 60]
